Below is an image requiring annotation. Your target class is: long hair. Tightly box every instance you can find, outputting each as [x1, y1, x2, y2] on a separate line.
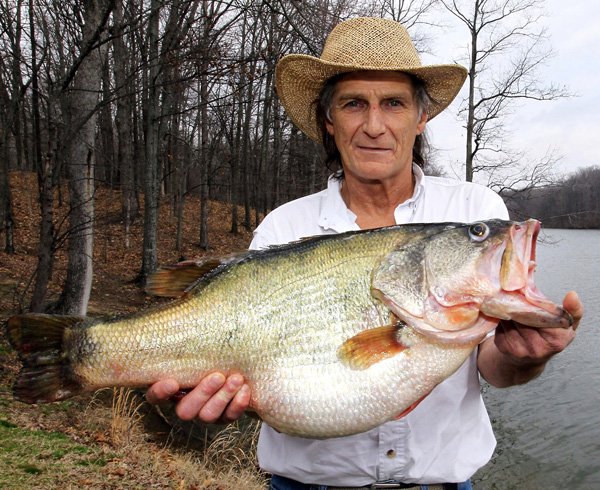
[314, 73, 432, 178]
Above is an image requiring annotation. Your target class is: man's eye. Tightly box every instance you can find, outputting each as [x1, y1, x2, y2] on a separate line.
[388, 100, 403, 107]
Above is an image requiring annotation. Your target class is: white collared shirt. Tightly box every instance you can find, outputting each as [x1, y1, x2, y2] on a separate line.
[250, 166, 509, 486]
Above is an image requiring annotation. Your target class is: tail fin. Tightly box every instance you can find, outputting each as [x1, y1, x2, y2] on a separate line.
[7, 314, 86, 404]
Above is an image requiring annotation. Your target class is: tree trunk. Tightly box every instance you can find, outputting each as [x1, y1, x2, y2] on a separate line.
[113, 0, 137, 248]
[139, 0, 161, 286]
[465, 0, 479, 183]
[0, 132, 15, 254]
[28, 0, 54, 312]
[30, 156, 55, 312]
[55, 0, 111, 315]
[199, 66, 210, 248]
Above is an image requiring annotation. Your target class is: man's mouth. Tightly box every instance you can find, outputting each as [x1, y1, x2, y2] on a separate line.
[357, 146, 391, 151]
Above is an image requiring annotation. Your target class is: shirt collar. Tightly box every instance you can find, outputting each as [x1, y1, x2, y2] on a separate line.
[318, 165, 426, 232]
[317, 173, 358, 232]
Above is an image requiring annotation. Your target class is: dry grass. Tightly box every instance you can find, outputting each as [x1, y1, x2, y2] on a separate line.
[0, 382, 267, 489]
[0, 171, 269, 489]
[110, 388, 146, 449]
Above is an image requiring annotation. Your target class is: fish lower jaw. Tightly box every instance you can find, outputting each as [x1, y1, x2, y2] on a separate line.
[376, 294, 491, 345]
[480, 291, 573, 328]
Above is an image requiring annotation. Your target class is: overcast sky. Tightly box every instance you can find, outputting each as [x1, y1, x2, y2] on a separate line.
[421, 0, 600, 180]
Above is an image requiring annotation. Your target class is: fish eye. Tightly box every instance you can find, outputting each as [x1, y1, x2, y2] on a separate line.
[468, 223, 489, 242]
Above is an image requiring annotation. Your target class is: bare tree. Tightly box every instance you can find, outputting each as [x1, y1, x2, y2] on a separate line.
[113, 0, 138, 249]
[371, 0, 439, 25]
[506, 165, 600, 228]
[0, 0, 29, 254]
[440, 0, 569, 185]
[55, 0, 115, 315]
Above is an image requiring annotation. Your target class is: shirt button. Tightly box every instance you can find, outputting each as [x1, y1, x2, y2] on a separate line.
[386, 449, 396, 458]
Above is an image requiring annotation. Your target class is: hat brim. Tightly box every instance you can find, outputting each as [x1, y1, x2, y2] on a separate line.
[275, 54, 468, 143]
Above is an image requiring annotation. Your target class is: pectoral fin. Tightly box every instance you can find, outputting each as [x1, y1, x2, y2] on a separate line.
[337, 324, 407, 370]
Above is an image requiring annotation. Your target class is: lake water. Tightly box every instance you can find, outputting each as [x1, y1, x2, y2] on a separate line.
[473, 229, 600, 489]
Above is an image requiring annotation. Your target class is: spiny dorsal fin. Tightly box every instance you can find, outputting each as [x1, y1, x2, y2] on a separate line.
[146, 255, 242, 297]
[337, 323, 408, 370]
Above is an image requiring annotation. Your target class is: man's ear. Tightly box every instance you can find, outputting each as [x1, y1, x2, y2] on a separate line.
[325, 118, 335, 136]
[416, 110, 427, 135]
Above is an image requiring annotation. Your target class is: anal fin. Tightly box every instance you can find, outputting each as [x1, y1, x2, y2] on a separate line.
[393, 392, 430, 420]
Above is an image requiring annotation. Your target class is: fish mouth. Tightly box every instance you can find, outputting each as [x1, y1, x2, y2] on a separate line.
[376, 220, 572, 344]
[480, 219, 573, 328]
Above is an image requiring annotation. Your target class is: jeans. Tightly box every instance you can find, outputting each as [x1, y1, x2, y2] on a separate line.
[269, 474, 473, 490]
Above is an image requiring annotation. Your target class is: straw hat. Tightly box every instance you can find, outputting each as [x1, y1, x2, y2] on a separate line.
[275, 17, 468, 142]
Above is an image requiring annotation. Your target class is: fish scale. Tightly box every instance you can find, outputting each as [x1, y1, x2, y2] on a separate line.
[7, 220, 571, 438]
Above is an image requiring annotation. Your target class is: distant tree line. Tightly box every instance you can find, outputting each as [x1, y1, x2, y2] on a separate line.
[504, 165, 600, 229]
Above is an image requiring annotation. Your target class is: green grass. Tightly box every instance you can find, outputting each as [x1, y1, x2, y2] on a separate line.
[0, 394, 113, 488]
[0, 378, 267, 489]
[1, 422, 90, 487]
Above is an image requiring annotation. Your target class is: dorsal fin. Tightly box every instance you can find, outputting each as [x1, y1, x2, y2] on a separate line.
[146, 255, 242, 297]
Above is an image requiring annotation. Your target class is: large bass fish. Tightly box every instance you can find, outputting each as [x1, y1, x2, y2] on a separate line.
[7, 219, 571, 439]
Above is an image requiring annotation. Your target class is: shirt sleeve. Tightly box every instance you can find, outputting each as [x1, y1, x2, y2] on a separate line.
[250, 212, 282, 250]
[486, 190, 510, 220]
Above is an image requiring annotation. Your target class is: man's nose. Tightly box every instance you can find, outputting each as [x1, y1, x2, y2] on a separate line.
[362, 106, 386, 137]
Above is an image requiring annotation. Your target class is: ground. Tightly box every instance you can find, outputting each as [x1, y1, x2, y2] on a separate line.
[0, 171, 267, 489]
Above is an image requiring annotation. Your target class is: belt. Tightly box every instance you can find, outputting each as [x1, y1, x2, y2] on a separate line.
[327, 484, 455, 490]
[328, 485, 418, 489]
[269, 474, 459, 490]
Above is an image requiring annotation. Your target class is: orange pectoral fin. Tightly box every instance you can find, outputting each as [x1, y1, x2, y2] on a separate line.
[337, 324, 407, 370]
[393, 392, 430, 420]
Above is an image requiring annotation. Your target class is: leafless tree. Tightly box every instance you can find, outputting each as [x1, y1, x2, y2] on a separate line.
[55, 0, 115, 315]
[440, 0, 569, 186]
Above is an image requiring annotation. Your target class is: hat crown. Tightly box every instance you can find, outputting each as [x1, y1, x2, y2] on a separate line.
[321, 17, 422, 69]
[274, 17, 467, 142]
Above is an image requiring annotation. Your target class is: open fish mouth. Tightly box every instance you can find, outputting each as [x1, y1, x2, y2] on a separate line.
[480, 219, 573, 328]
[376, 220, 573, 344]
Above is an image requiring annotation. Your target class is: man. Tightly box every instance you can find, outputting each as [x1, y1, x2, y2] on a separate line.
[147, 17, 582, 489]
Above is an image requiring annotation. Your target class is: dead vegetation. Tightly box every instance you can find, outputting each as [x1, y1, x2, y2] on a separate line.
[0, 171, 268, 489]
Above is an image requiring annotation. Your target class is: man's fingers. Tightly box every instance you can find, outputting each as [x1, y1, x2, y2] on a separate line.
[175, 373, 246, 423]
[175, 372, 225, 421]
[145, 378, 179, 405]
[221, 384, 251, 423]
[563, 291, 583, 330]
[198, 374, 246, 423]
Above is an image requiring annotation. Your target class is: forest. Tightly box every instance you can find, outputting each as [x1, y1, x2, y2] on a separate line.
[505, 165, 600, 229]
[0, 0, 597, 317]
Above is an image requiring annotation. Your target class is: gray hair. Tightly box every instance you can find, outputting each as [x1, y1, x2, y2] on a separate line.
[320, 73, 431, 123]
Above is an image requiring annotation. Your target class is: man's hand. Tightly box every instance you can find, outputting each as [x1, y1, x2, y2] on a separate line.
[145, 373, 251, 424]
[478, 291, 583, 388]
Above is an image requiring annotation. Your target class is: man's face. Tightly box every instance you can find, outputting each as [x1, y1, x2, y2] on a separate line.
[325, 71, 427, 186]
